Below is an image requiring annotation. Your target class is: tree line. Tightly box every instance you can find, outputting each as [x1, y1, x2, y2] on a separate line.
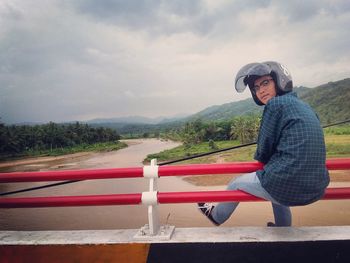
[163, 115, 261, 147]
[0, 115, 261, 157]
[0, 121, 120, 156]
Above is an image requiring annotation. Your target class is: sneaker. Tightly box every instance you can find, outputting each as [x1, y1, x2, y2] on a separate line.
[197, 203, 220, 226]
[267, 222, 276, 227]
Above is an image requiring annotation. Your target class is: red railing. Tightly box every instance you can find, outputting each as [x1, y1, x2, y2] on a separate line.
[1, 188, 350, 209]
[1, 158, 349, 183]
[0, 158, 349, 209]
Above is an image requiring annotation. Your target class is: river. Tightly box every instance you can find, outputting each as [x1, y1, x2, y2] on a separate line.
[1, 138, 350, 230]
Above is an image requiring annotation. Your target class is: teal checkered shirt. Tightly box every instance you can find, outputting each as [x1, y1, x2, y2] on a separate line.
[255, 92, 330, 206]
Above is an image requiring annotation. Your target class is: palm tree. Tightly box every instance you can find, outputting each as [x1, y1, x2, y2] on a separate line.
[230, 117, 247, 143]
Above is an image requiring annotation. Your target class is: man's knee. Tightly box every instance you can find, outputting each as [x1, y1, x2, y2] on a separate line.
[226, 179, 242, 190]
[226, 173, 258, 191]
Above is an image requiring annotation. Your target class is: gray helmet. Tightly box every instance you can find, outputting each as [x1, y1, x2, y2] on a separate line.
[234, 61, 293, 105]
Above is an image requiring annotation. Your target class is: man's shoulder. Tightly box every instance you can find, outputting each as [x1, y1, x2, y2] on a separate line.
[266, 92, 301, 109]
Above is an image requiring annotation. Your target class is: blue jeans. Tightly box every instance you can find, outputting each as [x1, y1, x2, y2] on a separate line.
[211, 172, 292, 226]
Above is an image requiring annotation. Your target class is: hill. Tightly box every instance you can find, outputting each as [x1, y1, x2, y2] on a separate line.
[87, 114, 188, 125]
[299, 78, 350, 124]
[185, 86, 312, 122]
[185, 98, 260, 121]
[185, 78, 350, 124]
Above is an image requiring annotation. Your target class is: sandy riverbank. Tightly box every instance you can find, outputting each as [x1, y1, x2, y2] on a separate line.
[0, 139, 145, 171]
[0, 152, 94, 169]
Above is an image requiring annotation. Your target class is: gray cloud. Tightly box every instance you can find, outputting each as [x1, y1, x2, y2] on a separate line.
[72, 0, 161, 28]
[0, 0, 349, 124]
[69, 0, 209, 36]
[70, 0, 271, 36]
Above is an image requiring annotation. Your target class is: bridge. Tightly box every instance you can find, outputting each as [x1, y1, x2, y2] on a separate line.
[1, 158, 350, 262]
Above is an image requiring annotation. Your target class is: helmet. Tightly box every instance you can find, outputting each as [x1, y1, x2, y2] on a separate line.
[234, 61, 293, 105]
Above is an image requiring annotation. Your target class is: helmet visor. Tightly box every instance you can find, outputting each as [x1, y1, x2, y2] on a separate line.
[235, 76, 248, 93]
[234, 63, 272, 92]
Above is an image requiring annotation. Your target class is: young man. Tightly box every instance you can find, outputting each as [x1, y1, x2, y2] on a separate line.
[198, 61, 330, 226]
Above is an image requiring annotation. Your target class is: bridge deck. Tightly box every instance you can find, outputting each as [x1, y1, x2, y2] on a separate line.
[1, 226, 350, 244]
[1, 227, 350, 262]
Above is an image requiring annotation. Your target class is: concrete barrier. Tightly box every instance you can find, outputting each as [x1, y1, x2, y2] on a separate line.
[1, 226, 350, 263]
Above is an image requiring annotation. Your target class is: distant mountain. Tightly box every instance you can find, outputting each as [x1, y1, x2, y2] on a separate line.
[86, 113, 188, 134]
[87, 113, 188, 125]
[158, 113, 189, 124]
[188, 78, 350, 124]
[87, 78, 350, 134]
[87, 116, 163, 124]
[299, 78, 350, 124]
[184, 98, 260, 121]
[183, 79, 350, 124]
[184, 86, 313, 122]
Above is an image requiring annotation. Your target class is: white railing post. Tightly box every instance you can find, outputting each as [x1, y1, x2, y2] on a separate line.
[134, 159, 175, 240]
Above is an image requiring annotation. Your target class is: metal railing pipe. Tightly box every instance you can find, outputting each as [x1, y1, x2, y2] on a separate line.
[0, 158, 349, 183]
[158, 190, 263, 203]
[325, 158, 350, 170]
[0, 193, 142, 208]
[158, 187, 350, 203]
[0, 167, 143, 183]
[159, 162, 264, 176]
[1, 188, 350, 209]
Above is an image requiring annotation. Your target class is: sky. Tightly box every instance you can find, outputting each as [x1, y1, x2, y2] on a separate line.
[1, 0, 349, 124]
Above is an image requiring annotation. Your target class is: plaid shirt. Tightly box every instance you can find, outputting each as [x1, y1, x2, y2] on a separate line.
[255, 92, 329, 206]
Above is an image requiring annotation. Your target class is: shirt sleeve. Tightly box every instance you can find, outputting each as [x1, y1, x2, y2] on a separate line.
[254, 102, 283, 164]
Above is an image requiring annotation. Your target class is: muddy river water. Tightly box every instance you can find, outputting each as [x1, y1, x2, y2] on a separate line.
[1, 138, 350, 230]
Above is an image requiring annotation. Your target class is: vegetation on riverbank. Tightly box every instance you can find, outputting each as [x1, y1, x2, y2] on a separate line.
[24, 141, 128, 157]
[145, 140, 243, 164]
[324, 125, 350, 135]
[0, 121, 123, 159]
[0, 141, 128, 162]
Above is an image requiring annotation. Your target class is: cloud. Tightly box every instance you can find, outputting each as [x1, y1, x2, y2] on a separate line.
[0, 0, 349, 124]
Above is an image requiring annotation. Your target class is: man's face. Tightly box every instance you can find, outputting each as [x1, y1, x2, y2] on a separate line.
[253, 75, 277, 105]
